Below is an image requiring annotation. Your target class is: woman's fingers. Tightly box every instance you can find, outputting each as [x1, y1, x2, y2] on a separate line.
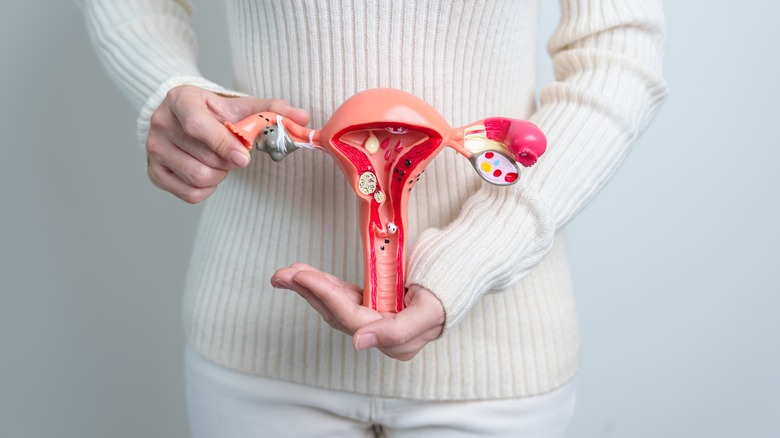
[226, 97, 311, 127]
[272, 266, 381, 334]
[290, 270, 382, 333]
[170, 129, 237, 171]
[375, 326, 444, 361]
[149, 138, 228, 189]
[147, 85, 310, 204]
[147, 160, 217, 204]
[272, 266, 348, 333]
[272, 266, 445, 361]
[166, 86, 251, 168]
[352, 285, 445, 361]
[283, 263, 363, 301]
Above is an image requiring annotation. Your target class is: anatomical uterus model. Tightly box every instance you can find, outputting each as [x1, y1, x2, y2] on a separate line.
[226, 89, 546, 313]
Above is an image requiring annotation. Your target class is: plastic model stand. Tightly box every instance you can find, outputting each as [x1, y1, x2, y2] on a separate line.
[226, 88, 546, 313]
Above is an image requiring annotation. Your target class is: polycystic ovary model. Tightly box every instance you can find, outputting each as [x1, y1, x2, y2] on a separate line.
[226, 89, 546, 313]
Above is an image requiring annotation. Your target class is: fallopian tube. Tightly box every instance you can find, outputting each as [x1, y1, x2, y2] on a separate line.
[226, 89, 546, 313]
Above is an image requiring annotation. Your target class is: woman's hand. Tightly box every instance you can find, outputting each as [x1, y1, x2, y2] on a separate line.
[271, 263, 445, 361]
[146, 85, 309, 203]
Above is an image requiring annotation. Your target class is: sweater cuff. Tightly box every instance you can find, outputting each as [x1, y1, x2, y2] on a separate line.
[406, 183, 555, 333]
[136, 75, 248, 149]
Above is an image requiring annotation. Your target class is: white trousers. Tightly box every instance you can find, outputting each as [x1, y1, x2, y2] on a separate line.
[184, 345, 576, 438]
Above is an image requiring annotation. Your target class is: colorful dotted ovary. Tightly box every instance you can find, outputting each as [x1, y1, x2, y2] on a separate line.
[472, 151, 519, 185]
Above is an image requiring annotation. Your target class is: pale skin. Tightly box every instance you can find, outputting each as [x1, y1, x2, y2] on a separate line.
[271, 263, 445, 361]
[146, 85, 310, 203]
[148, 85, 445, 361]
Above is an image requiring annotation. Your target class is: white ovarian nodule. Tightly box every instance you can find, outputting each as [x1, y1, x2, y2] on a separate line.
[365, 131, 379, 154]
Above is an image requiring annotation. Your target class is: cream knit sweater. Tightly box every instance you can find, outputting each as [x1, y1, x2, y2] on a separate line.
[79, 0, 667, 400]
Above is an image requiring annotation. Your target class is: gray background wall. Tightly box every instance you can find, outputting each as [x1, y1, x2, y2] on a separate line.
[1, 1, 778, 437]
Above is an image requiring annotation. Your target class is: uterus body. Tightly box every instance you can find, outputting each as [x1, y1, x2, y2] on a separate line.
[226, 89, 546, 313]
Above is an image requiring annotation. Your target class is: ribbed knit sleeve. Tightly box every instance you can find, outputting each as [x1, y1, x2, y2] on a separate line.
[77, 0, 246, 147]
[406, 0, 669, 331]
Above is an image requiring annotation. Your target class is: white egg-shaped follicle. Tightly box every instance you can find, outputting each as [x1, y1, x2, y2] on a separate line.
[364, 131, 379, 154]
